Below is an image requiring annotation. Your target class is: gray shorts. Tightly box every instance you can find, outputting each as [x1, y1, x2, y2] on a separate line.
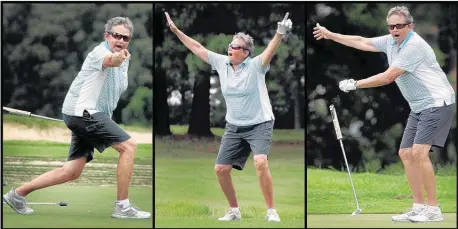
[400, 103, 455, 149]
[215, 120, 274, 171]
[63, 110, 131, 163]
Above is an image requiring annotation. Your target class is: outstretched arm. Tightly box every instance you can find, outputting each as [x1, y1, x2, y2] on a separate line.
[260, 13, 293, 68]
[103, 49, 131, 67]
[313, 23, 380, 52]
[165, 12, 209, 64]
[357, 67, 405, 88]
[338, 67, 405, 92]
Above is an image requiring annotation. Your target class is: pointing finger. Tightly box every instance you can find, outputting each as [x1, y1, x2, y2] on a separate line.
[283, 12, 289, 21]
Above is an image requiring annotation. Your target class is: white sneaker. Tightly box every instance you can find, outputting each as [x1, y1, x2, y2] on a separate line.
[392, 206, 425, 222]
[265, 209, 280, 222]
[3, 188, 34, 215]
[111, 202, 151, 219]
[408, 206, 443, 222]
[218, 208, 241, 221]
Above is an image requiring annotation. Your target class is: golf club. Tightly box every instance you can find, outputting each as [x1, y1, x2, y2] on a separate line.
[3, 106, 63, 122]
[329, 104, 362, 216]
[3, 201, 68, 206]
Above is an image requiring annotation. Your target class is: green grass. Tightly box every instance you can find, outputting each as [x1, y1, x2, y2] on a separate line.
[307, 214, 457, 228]
[2, 185, 152, 228]
[307, 168, 457, 228]
[155, 139, 305, 228]
[2, 140, 152, 165]
[3, 114, 152, 133]
[169, 124, 304, 141]
[2, 140, 152, 228]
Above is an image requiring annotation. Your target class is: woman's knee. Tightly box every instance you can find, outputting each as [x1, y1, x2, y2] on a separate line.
[214, 164, 232, 176]
[398, 148, 413, 162]
[115, 138, 137, 156]
[253, 155, 268, 170]
[62, 156, 87, 181]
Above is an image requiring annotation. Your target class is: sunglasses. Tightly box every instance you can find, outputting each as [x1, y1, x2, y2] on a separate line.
[387, 23, 410, 30]
[228, 44, 248, 51]
[108, 31, 131, 42]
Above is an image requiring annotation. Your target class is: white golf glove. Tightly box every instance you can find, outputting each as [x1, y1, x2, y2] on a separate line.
[277, 12, 293, 35]
[339, 79, 357, 93]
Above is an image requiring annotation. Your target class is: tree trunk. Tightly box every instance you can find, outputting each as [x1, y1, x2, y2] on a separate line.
[294, 69, 304, 130]
[153, 68, 172, 136]
[187, 75, 214, 136]
[153, 8, 171, 136]
[294, 83, 301, 130]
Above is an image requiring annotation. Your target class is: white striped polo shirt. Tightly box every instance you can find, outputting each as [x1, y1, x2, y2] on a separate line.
[62, 41, 130, 118]
[369, 31, 455, 112]
[207, 50, 275, 126]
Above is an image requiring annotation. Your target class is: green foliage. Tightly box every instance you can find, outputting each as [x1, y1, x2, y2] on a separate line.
[3, 3, 152, 124]
[122, 87, 153, 126]
[433, 47, 446, 67]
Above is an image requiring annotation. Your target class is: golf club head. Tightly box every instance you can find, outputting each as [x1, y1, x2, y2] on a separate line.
[59, 202, 68, 206]
[351, 208, 362, 216]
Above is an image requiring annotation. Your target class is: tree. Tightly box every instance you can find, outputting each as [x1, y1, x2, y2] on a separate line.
[2, 3, 153, 125]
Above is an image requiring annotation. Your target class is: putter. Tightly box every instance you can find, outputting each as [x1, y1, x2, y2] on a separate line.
[329, 104, 362, 216]
[3, 201, 68, 206]
[3, 106, 63, 122]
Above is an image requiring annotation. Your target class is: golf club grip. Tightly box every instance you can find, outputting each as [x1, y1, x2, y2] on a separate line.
[2, 107, 31, 116]
[329, 105, 343, 140]
[3, 106, 63, 122]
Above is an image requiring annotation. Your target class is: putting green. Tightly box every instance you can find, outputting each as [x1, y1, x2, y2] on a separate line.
[307, 214, 457, 228]
[2, 184, 153, 228]
[2, 140, 153, 228]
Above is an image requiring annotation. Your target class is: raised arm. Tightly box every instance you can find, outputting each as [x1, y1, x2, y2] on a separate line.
[313, 23, 380, 52]
[260, 12, 293, 68]
[165, 12, 209, 64]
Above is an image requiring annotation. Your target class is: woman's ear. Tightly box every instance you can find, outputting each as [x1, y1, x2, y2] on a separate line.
[244, 50, 250, 58]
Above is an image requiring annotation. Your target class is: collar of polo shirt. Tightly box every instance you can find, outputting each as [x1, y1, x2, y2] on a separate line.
[104, 41, 113, 52]
[226, 56, 252, 66]
[391, 30, 414, 49]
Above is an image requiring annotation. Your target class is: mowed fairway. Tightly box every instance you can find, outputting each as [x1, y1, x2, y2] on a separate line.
[155, 132, 305, 228]
[307, 169, 457, 228]
[2, 140, 153, 228]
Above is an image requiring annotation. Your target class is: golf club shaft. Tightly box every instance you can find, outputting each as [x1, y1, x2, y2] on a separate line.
[3, 201, 61, 205]
[339, 139, 360, 210]
[2, 107, 63, 122]
[31, 114, 63, 122]
[330, 104, 361, 211]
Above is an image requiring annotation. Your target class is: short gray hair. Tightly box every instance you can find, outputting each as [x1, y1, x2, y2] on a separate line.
[233, 32, 254, 56]
[386, 6, 414, 24]
[105, 17, 134, 36]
